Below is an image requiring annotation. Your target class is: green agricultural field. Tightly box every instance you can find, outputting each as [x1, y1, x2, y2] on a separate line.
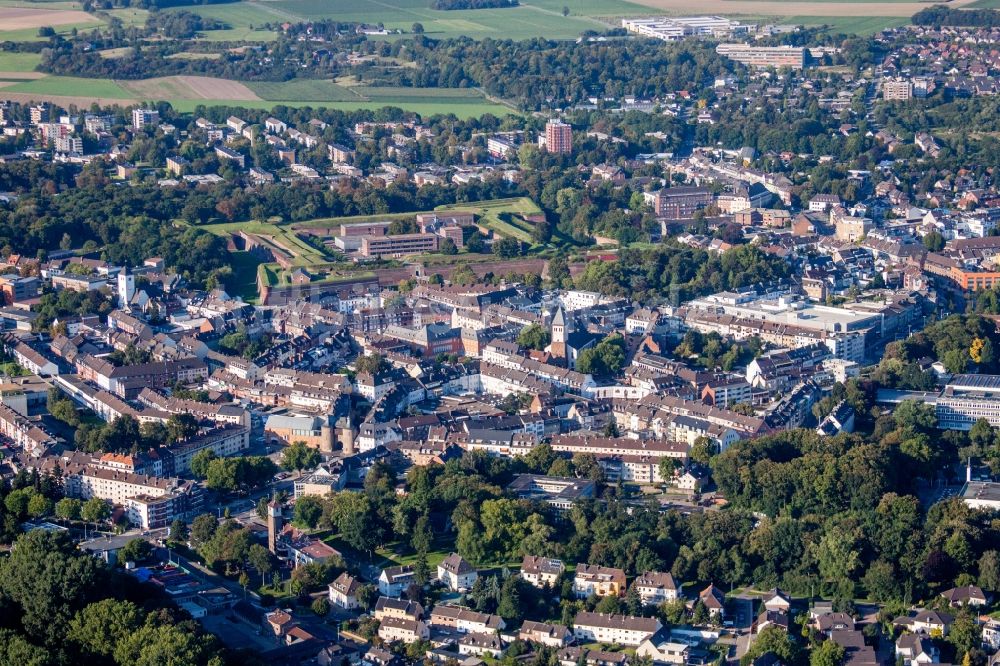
[248, 79, 362, 102]
[781, 14, 909, 34]
[165, 51, 223, 60]
[968, 0, 1000, 7]
[0, 0, 82, 7]
[0, 20, 100, 42]
[182, 0, 295, 27]
[356, 86, 499, 104]
[0, 52, 41, 72]
[195, 27, 278, 42]
[172, 0, 625, 40]
[2, 75, 132, 98]
[165, 0, 925, 40]
[104, 7, 148, 27]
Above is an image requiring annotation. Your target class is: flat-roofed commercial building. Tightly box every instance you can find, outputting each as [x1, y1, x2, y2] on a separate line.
[622, 16, 748, 41]
[716, 44, 806, 69]
[359, 233, 438, 258]
[962, 481, 1000, 511]
[938, 375, 1000, 430]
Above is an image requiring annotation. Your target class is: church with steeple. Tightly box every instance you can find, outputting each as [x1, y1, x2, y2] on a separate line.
[549, 306, 571, 361]
[548, 305, 600, 369]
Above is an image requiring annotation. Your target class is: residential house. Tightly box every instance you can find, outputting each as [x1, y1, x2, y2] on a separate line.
[574, 564, 627, 598]
[633, 572, 679, 606]
[699, 584, 726, 618]
[378, 617, 429, 644]
[329, 572, 362, 610]
[458, 633, 505, 658]
[521, 555, 565, 588]
[437, 553, 478, 592]
[373, 597, 423, 622]
[572, 612, 661, 647]
[762, 589, 791, 613]
[940, 585, 988, 608]
[520, 620, 574, 648]
[379, 565, 416, 598]
[896, 633, 939, 666]
[635, 633, 690, 665]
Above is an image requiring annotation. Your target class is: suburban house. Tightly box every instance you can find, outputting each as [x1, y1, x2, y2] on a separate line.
[378, 565, 416, 598]
[557, 647, 628, 666]
[894, 610, 954, 636]
[762, 588, 792, 613]
[437, 553, 478, 592]
[896, 633, 939, 666]
[940, 585, 988, 607]
[378, 617, 429, 644]
[521, 555, 565, 588]
[633, 572, 679, 606]
[373, 597, 423, 622]
[429, 605, 505, 634]
[458, 633, 505, 658]
[572, 612, 661, 647]
[699, 584, 726, 618]
[519, 620, 574, 648]
[328, 572, 362, 610]
[812, 612, 855, 636]
[636, 633, 691, 665]
[573, 563, 627, 598]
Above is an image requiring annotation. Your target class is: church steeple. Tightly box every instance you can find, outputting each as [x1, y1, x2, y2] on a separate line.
[550, 306, 571, 360]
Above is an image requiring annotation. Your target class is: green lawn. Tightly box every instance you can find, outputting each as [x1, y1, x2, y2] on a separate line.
[0, 51, 41, 72]
[248, 79, 363, 102]
[2, 75, 133, 97]
[437, 197, 543, 243]
[198, 220, 330, 266]
[318, 530, 453, 571]
[223, 251, 264, 303]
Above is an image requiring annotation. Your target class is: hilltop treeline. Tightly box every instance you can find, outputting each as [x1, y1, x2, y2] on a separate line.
[912, 5, 1000, 28]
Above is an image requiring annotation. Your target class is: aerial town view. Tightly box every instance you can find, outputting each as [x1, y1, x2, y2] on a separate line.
[2, 0, 1000, 664]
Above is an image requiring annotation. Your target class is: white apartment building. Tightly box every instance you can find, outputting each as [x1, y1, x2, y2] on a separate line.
[572, 612, 661, 647]
[633, 572, 680, 605]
